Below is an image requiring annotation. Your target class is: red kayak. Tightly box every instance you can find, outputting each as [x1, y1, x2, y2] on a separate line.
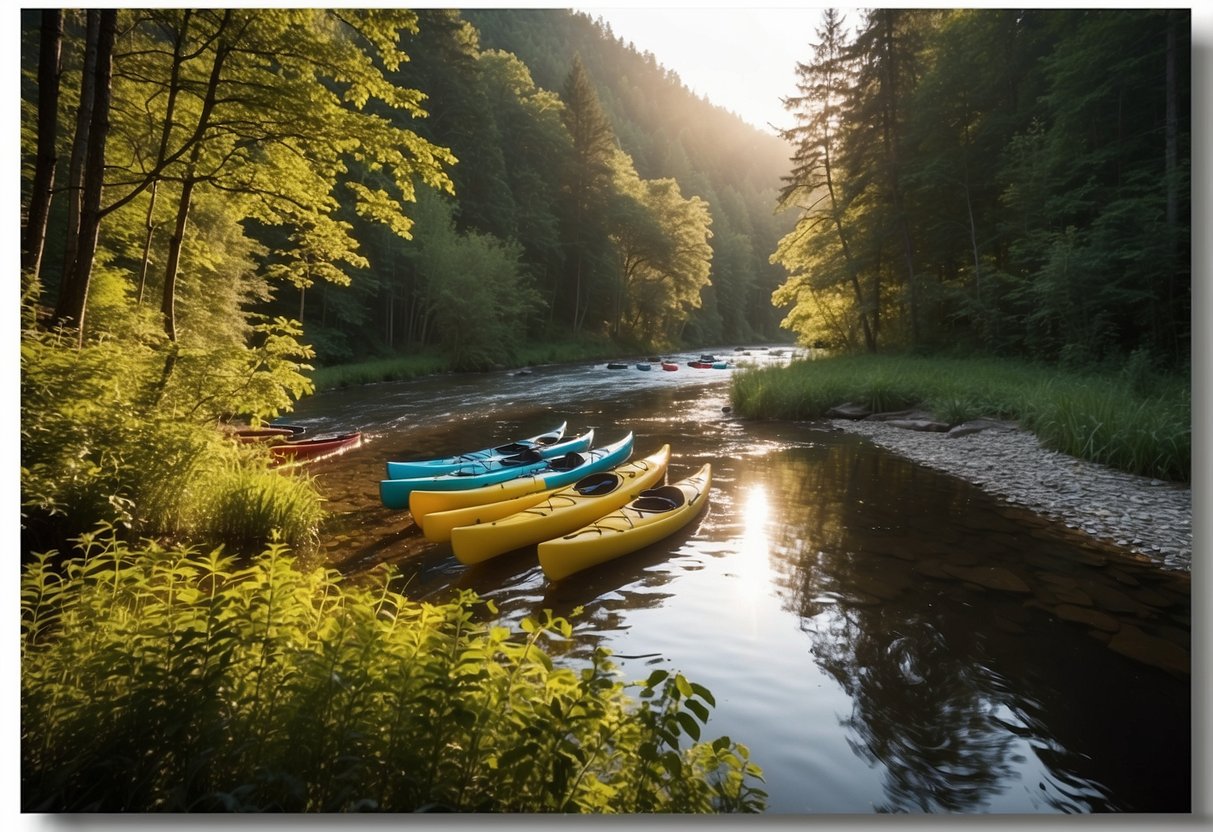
[269, 432, 362, 465]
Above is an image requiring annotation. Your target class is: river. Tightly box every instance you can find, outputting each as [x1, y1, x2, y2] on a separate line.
[278, 349, 1191, 814]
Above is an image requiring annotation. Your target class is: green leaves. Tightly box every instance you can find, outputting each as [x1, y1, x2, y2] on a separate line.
[22, 532, 766, 813]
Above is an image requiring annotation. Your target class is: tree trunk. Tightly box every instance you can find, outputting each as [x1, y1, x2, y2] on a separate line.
[135, 180, 159, 305]
[161, 167, 197, 343]
[136, 13, 192, 305]
[55, 9, 100, 321]
[159, 34, 229, 343]
[22, 9, 63, 284]
[53, 9, 116, 343]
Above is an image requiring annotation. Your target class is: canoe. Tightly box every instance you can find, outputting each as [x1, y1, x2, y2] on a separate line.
[448, 445, 671, 562]
[269, 431, 362, 465]
[661, 361, 678, 372]
[408, 432, 633, 520]
[385, 422, 569, 478]
[537, 463, 711, 582]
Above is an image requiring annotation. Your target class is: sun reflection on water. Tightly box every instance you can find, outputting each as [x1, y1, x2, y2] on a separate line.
[734, 485, 774, 626]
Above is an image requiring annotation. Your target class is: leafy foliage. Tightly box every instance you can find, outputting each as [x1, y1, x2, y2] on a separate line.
[20, 313, 320, 556]
[22, 534, 767, 813]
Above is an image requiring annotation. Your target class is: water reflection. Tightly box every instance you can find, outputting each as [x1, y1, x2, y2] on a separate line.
[290, 359, 1190, 813]
[754, 440, 1190, 812]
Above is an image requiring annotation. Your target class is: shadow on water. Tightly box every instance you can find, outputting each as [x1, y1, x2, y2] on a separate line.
[288, 353, 1190, 813]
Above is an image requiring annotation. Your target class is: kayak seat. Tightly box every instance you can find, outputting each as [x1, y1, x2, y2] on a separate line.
[574, 473, 621, 496]
[633, 486, 685, 512]
[548, 452, 585, 472]
[499, 449, 544, 467]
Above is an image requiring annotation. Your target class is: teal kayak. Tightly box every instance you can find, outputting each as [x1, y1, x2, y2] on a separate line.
[379, 430, 634, 510]
[385, 422, 571, 478]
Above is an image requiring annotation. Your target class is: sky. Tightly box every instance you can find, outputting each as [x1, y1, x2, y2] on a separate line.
[580, 5, 827, 136]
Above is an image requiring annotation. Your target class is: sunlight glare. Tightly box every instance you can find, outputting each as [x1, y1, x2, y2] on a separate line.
[735, 485, 774, 624]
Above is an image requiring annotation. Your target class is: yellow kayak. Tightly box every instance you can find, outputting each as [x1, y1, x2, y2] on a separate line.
[420, 487, 557, 543]
[537, 463, 711, 582]
[449, 445, 671, 564]
[408, 433, 631, 521]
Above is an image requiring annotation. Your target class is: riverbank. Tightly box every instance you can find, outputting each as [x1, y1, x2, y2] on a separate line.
[309, 337, 650, 392]
[831, 417, 1192, 572]
[730, 354, 1191, 482]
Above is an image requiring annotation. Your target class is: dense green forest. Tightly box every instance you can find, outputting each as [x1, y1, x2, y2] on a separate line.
[21, 8, 794, 374]
[773, 8, 1190, 370]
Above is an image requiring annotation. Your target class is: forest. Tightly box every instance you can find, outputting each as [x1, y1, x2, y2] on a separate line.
[17, 7, 1191, 813]
[773, 8, 1190, 370]
[21, 8, 794, 375]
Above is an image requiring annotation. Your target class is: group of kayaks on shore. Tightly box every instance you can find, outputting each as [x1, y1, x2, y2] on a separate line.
[231, 424, 363, 465]
[606, 353, 731, 371]
[378, 421, 711, 582]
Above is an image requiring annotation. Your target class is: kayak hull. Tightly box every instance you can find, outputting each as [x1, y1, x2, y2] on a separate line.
[449, 445, 671, 563]
[419, 487, 559, 542]
[378, 430, 595, 510]
[537, 463, 711, 582]
[269, 432, 361, 465]
[385, 422, 568, 479]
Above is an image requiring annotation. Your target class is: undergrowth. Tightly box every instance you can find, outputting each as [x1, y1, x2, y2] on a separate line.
[21, 530, 767, 813]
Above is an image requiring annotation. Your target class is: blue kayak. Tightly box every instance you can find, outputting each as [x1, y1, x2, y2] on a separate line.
[385, 422, 573, 479]
[380, 431, 635, 511]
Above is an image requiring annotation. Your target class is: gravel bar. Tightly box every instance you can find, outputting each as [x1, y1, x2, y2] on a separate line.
[831, 419, 1192, 572]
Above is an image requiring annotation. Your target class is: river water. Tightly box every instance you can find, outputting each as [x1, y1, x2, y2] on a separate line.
[280, 349, 1191, 814]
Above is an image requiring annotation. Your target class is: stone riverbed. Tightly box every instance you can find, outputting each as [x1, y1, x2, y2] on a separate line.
[829, 416, 1192, 573]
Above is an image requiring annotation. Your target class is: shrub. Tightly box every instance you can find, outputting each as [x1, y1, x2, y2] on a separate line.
[22, 533, 767, 813]
[21, 321, 322, 556]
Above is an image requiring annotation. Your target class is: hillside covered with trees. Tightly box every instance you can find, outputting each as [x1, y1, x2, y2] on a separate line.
[22, 8, 794, 377]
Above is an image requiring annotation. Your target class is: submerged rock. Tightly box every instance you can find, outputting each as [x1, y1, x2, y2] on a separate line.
[1108, 624, 1190, 677]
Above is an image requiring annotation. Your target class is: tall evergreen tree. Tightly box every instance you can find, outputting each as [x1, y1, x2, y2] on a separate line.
[559, 54, 617, 334]
[773, 8, 876, 350]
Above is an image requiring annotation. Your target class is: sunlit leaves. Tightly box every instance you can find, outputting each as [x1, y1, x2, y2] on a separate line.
[22, 532, 765, 812]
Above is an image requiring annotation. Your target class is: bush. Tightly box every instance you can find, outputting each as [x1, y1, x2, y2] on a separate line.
[21, 533, 767, 813]
[21, 321, 322, 556]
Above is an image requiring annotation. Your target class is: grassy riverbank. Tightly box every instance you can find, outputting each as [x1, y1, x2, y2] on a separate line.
[731, 355, 1191, 483]
[310, 337, 627, 392]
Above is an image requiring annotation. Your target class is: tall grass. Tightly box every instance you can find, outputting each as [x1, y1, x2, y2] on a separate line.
[731, 355, 1190, 482]
[309, 338, 628, 393]
[22, 532, 767, 813]
[311, 354, 449, 391]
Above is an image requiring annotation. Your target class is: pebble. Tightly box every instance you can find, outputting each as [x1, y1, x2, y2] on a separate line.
[831, 419, 1192, 572]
